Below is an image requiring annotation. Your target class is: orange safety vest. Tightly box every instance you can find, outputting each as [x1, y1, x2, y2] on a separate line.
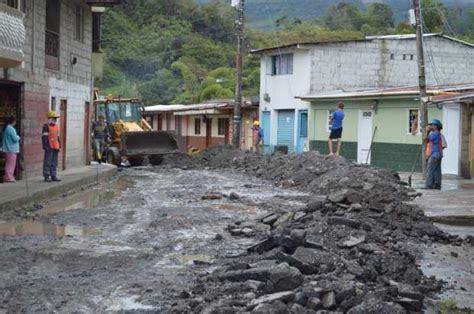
[48, 124, 60, 150]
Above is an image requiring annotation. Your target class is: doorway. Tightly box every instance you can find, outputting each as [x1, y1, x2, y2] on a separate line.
[206, 118, 212, 148]
[84, 102, 90, 164]
[261, 111, 271, 154]
[357, 110, 374, 164]
[442, 104, 461, 175]
[60, 99, 67, 170]
[296, 110, 308, 153]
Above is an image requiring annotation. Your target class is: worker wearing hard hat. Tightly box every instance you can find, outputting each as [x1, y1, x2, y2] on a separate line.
[252, 120, 263, 153]
[41, 111, 61, 182]
[422, 119, 446, 190]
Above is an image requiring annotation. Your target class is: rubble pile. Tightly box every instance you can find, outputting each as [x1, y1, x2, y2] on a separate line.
[163, 145, 466, 313]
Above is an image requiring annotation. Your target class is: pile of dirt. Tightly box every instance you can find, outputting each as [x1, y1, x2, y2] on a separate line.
[163, 145, 467, 313]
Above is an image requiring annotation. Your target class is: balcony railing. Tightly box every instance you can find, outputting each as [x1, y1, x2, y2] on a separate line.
[45, 30, 59, 70]
[0, 3, 26, 68]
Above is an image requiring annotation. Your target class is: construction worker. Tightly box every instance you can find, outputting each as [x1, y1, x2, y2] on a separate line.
[42, 111, 61, 182]
[252, 120, 263, 153]
[91, 115, 109, 163]
[328, 102, 345, 156]
[422, 119, 444, 190]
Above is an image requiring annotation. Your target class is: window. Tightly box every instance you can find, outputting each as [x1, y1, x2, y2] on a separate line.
[410, 54, 415, 61]
[218, 118, 227, 136]
[45, 0, 60, 70]
[270, 54, 293, 75]
[408, 109, 420, 135]
[194, 118, 201, 135]
[390, 54, 395, 60]
[75, 5, 84, 42]
[92, 12, 102, 52]
[51, 97, 56, 111]
[4, 0, 24, 10]
[327, 110, 335, 132]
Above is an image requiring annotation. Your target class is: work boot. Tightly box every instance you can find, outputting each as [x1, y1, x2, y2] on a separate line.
[44, 177, 51, 182]
[51, 177, 61, 182]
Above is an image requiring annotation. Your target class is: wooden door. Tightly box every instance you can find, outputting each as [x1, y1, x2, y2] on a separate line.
[60, 100, 67, 170]
[206, 118, 212, 148]
[84, 102, 91, 164]
[224, 119, 230, 144]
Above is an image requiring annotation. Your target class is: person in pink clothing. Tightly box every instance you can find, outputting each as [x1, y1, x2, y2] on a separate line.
[2, 116, 20, 183]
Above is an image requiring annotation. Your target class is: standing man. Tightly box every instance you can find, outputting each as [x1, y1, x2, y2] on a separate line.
[252, 120, 263, 153]
[328, 102, 345, 156]
[422, 119, 444, 190]
[92, 115, 108, 163]
[2, 116, 20, 183]
[42, 111, 61, 182]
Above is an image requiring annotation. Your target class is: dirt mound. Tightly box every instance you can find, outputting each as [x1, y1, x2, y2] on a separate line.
[163, 145, 466, 313]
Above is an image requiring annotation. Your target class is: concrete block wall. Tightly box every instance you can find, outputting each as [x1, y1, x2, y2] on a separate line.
[0, 0, 94, 175]
[309, 36, 474, 93]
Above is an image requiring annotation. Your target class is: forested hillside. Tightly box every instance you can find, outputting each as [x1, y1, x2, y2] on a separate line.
[98, 0, 474, 105]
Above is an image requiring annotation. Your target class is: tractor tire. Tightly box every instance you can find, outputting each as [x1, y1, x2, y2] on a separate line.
[149, 155, 164, 166]
[128, 156, 145, 167]
[106, 147, 121, 167]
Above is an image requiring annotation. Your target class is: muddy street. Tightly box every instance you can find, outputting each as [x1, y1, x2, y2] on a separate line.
[0, 167, 307, 312]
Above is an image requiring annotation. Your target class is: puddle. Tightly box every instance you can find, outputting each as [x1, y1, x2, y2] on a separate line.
[434, 223, 474, 238]
[0, 221, 97, 237]
[37, 176, 133, 215]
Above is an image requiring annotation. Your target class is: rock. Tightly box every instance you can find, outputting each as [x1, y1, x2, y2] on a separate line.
[290, 303, 318, 314]
[276, 252, 318, 275]
[322, 291, 336, 309]
[396, 297, 422, 311]
[328, 189, 349, 203]
[269, 263, 304, 292]
[349, 203, 363, 212]
[179, 290, 191, 299]
[347, 299, 406, 314]
[280, 236, 299, 252]
[344, 260, 365, 278]
[242, 227, 255, 236]
[217, 267, 272, 282]
[215, 234, 223, 240]
[252, 300, 288, 313]
[202, 193, 223, 200]
[290, 229, 307, 244]
[293, 211, 307, 221]
[305, 199, 326, 213]
[249, 291, 296, 307]
[336, 285, 356, 304]
[327, 217, 361, 229]
[247, 237, 279, 253]
[346, 191, 364, 204]
[229, 192, 240, 200]
[292, 247, 334, 267]
[307, 297, 324, 311]
[244, 280, 266, 291]
[339, 236, 365, 248]
[262, 213, 279, 225]
[304, 240, 324, 250]
[450, 251, 459, 257]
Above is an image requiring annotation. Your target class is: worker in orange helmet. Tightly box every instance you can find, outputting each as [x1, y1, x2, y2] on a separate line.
[41, 111, 61, 182]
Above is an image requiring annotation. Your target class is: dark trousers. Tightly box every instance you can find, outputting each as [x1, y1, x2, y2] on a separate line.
[426, 156, 442, 189]
[43, 149, 59, 179]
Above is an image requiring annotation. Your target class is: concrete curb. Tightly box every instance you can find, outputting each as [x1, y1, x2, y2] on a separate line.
[0, 165, 117, 212]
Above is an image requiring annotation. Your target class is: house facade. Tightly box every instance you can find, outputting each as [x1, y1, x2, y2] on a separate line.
[0, 0, 119, 181]
[144, 101, 259, 152]
[252, 34, 474, 176]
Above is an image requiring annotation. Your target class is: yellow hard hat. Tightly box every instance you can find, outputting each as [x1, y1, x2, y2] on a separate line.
[253, 120, 260, 126]
[47, 111, 59, 118]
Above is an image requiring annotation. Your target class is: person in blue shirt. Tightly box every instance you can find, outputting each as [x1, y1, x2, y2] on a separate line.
[422, 119, 444, 190]
[1, 116, 20, 183]
[328, 102, 345, 156]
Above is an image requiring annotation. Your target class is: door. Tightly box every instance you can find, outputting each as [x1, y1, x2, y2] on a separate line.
[442, 105, 461, 175]
[357, 110, 374, 164]
[84, 102, 91, 164]
[277, 110, 295, 153]
[296, 110, 308, 153]
[224, 119, 230, 144]
[206, 118, 212, 148]
[261, 111, 271, 154]
[60, 100, 67, 170]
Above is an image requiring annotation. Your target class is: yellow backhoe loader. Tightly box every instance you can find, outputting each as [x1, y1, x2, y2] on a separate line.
[93, 90, 178, 166]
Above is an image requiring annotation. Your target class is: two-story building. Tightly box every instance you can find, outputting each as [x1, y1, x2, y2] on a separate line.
[0, 0, 119, 181]
[252, 34, 474, 176]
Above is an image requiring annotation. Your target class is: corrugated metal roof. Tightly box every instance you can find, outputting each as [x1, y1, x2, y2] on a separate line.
[251, 33, 474, 55]
[298, 83, 474, 101]
[144, 101, 258, 113]
[429, 91, 474, 104]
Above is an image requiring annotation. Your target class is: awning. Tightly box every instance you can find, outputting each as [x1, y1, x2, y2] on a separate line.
[174, 109, 230, 116]
[0, 4, 25, 68]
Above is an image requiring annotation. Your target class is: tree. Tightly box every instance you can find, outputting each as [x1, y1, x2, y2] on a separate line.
[366, 3, 394, 30]
[421, 0, 446, 32]
[323, 3, 365, 31]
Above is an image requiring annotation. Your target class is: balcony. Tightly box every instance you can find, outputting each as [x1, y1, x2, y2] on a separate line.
[85, 0, 121, 6]
[0, 3, 25, 68]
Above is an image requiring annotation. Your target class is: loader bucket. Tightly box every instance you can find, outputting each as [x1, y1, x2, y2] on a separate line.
[122, 131, 179, 156]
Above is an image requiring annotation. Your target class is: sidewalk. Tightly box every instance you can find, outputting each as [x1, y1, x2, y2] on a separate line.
[0, 163, 117, 212]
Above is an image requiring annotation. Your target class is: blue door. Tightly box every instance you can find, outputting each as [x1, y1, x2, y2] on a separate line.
[296, 110, 308, 153]
[277, 110, 295, 153]
[261, 111, 271, 154]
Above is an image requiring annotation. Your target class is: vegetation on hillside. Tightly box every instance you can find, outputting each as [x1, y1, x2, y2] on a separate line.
[98, 0, 474, 105]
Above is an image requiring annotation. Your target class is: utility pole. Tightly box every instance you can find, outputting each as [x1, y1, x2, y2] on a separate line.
[232, 0, 245, 148]
[413, 0, 428, 176]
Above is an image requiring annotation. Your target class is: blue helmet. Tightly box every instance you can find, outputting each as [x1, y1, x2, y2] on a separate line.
[429, 119, 443, 129]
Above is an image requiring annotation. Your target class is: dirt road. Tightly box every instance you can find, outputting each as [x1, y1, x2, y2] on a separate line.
[0, 167, 308, 312]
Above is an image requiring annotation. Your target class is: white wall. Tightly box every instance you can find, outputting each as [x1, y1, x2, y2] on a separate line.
[49, 77, 91, 168]
[259, 49, 311, 147]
